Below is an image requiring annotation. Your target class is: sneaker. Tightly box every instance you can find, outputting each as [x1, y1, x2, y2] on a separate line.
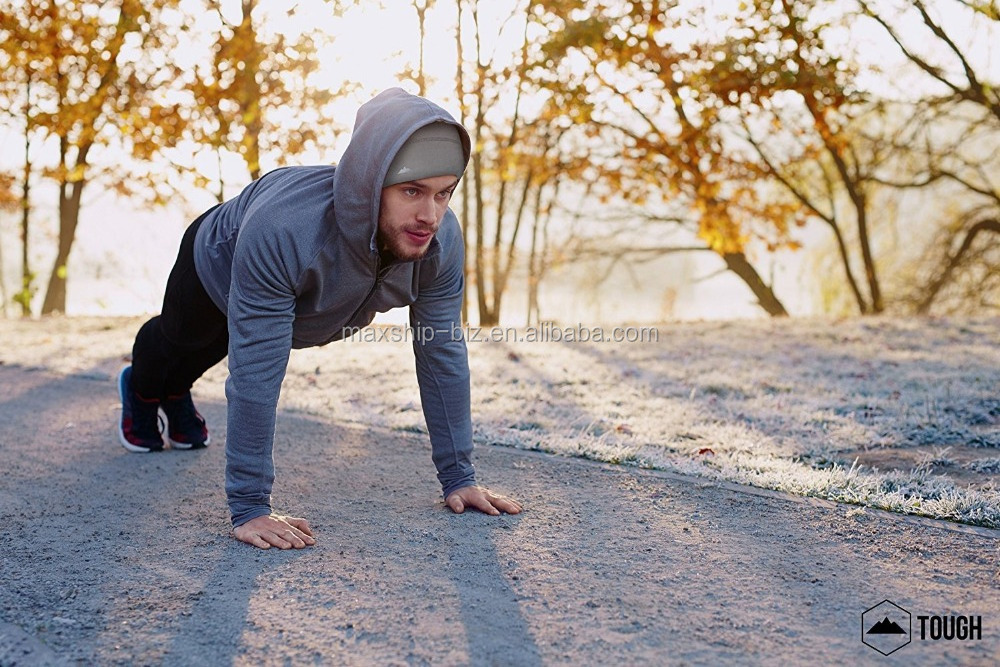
[118, 366, 165, 453]
[161, 391, 210, 449]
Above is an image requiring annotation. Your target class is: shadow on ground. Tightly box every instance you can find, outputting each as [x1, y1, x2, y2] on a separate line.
[0, 362, 998, 666]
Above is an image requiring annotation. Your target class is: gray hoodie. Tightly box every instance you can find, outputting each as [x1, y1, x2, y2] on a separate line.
[192, 89, 476, 527]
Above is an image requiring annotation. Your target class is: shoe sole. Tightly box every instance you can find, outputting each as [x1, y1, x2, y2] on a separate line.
[161, 408, 211, 450]
[166, 432, 211, 450]
[117, 366, 162, 453]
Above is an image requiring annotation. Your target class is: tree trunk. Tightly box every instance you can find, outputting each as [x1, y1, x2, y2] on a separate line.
[804, 96, 883, 314]
[721, 252, 789, 317]
[414, 0, 431, 95]
[854, 195, 884, 313]
[42, 137, 90, 315]
[216, 147, 226, 203]
[233, 0, 262, 181]
[21, 158, 31, 316]
[473, 150, 492, 324]
[41, 178, 85, 315]
[487, 15, 532, 327]
[824, 217, 869, 314]
[537, 184, 555, 321]
[20, 78, 33, 316]
[474, 165, 497, 326]
[495, 169, 532, 317]
[455, 0, 469, 324]
[470, 3, 493, 326]
[527, 184, 541, 326]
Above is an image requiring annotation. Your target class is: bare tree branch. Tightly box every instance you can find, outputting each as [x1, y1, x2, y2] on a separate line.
[918, 217, 1000, 313]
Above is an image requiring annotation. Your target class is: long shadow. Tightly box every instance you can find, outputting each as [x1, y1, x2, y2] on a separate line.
[470, 439, 1000, 664]
[442, 511, 541, 666]
[3, 355, 996, 664]
[472, 340, 637, 452]
[0, 359, 546, 664]
[462, 338, 1000, 661]
[160, 542, 309, 666]
[556, 324, 999, 459]
[0, 360, 259, 665]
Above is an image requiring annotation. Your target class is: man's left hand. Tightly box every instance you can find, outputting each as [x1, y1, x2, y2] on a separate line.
[445, 486, 522, 516]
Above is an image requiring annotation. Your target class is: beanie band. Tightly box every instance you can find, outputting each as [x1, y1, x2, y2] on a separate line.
[384, 122, 466, 187]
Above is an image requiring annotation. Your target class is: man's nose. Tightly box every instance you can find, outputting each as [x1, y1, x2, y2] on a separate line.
[416, 197, 438, 224]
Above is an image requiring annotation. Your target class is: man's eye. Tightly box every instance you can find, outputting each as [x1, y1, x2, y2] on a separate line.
[404, 188, 419, 196]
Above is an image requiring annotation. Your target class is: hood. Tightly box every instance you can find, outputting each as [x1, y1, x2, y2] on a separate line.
[333, 88, 472, 256]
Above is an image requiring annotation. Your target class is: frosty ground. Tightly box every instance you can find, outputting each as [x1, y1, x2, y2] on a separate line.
[0, 315, 997, 665]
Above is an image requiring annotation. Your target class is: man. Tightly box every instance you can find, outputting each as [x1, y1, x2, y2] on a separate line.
[118, 88, 522, 550]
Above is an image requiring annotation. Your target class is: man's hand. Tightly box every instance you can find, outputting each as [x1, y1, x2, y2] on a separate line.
[445, 486, 522, 516]
[233, 514, 316, 550]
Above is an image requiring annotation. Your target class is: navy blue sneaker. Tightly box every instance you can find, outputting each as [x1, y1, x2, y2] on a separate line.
[117, 366, 164, 453]
[161, 392, 210, 449]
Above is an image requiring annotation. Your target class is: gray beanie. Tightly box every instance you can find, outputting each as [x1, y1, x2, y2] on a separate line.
[384, 122, 466, 187]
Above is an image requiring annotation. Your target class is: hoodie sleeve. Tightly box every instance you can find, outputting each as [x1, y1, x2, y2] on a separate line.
[409, 220, 477, 497]
[224, 217, 297, 527]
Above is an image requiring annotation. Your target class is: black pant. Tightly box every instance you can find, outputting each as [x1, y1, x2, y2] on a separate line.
[131, 208, 228, 400]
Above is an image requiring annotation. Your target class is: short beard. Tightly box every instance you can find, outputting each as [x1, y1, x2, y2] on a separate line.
[377, 229, 431, 262]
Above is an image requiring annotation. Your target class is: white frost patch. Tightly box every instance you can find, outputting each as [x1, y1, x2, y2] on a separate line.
[280, 316, 1000, 528]
[2, 314, 997, 527]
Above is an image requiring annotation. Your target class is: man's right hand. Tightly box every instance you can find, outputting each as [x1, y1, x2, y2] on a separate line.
[233, 514, 316, 550]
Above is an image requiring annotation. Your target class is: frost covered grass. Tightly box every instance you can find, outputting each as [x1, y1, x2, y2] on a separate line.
[258, 316, 1000, 528]
[449, 316, 1000, 528]
[966, 457, 1000, 474]
[2, 314, 998, 528]
[291, 315, 1000, 529]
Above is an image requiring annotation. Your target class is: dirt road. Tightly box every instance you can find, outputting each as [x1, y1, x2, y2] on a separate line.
[0, 355, 997, 665]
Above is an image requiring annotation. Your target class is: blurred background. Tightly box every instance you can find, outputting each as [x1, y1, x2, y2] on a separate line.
[0, 0, 997, 324]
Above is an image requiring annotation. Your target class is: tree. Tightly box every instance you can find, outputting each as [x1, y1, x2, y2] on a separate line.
[0, 172, 17, 316]
[525, 118, 577, 324]
[722, 0, 895, 314]
[457, 0, 566, 325]
[16, 88, 34, 317]
[858, 0, 1000, 313]
[532, 0, 796, 316]
[403, 0, 436, 95]
[184, 0, 353, 195]
[915, 217, 1000, 313]
[861, 0, 1000, 122]
[455, 0, 471, 322]
[1, 4, 43, 316]
[0, 0, 186, 314]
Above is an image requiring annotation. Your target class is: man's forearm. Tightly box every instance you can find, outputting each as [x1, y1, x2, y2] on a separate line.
[413, 336, 477, 496]
[222, 260, 296, 526]
[224, 386, 280, 526]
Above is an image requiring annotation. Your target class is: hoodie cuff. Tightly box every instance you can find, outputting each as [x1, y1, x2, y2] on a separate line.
[440, 467, 477, 498]
[230, 505, 273, 528]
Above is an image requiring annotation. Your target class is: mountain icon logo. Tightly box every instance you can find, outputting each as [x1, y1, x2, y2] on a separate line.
[867, 616, 907, 635]
[862, 600, 912, 656]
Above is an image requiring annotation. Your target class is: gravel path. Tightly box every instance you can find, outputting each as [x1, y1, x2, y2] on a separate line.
[1, 357, 998, 666]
